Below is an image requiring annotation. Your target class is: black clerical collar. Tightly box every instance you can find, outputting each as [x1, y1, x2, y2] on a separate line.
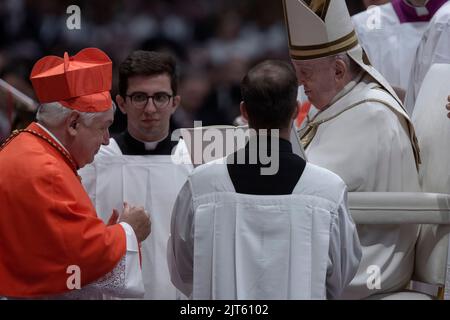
[227, 135, 306, 195]
[274, 137, 293, 153]
[245, 135, 293, 154]
[113, 130, 177, 155]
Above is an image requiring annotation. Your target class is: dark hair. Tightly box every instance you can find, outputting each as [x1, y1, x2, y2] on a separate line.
[241, 60, 298, 130]
[118, 50, 178, 97]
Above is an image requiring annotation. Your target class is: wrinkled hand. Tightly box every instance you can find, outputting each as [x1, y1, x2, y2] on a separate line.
[447, 96, 450, 119]
[119, 202, 151, 243]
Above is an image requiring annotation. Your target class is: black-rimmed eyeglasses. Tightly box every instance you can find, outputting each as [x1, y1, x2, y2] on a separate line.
[126, 92, 173, 109]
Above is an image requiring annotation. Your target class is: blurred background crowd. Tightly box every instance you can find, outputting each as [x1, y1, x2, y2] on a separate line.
[0, 0, 386, 142]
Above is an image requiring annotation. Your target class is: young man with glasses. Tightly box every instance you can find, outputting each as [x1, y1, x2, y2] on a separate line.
[79, 51, 193, 299]
[114, 51, 180, 154]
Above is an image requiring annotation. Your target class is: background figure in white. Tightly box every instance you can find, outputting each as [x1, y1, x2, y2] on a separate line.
[352, 0, 447, 101]
[405, 1, 450, 114]
[79, 51, 193, 299]
[411, 64, 450, 297]
[412, 64, 450, 194]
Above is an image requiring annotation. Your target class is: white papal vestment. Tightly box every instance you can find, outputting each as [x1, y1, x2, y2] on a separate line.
[301, 74, 421, 299]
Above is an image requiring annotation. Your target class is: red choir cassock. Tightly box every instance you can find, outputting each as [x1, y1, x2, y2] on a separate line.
[0, 48, 126, 298]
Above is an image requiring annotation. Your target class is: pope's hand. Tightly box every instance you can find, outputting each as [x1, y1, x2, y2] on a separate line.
[119, 202, 151, 243]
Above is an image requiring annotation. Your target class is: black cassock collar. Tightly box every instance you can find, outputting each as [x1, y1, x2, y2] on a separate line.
[113, 130, 177, 156]
[226, 136, 306, 195]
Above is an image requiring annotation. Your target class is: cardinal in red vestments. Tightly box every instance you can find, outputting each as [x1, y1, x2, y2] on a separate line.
[0, 48, 150, 298]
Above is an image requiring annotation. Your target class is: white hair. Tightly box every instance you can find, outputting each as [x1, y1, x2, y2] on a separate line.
[36, 102, 115, 128]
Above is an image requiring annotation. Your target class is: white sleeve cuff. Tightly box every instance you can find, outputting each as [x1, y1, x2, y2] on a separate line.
[119, 222, 145, 297]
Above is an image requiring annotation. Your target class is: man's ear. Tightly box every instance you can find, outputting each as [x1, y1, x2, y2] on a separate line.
[66, 111, 80, 137]
[171, 95, 181, 115]
[240, 101, 249, 122]
[335, 59, 346, 81]
[116, 94, 127, 114]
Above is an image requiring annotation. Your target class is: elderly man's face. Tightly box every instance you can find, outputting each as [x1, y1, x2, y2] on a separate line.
[292, 57, 339, 110]
[71, 106, 114, 168]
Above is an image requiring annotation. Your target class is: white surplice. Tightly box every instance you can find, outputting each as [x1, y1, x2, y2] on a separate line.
[405, 2, 450, 114]
[301, 74, 421, 299]
[168, 159, 361, 300]
[79, 138, 193, 299]
[352, 3, 429, 92]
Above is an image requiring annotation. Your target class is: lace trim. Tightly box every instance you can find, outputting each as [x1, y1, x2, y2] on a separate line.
[92, 256, 127, 293]
[53, 257, 127, 300]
